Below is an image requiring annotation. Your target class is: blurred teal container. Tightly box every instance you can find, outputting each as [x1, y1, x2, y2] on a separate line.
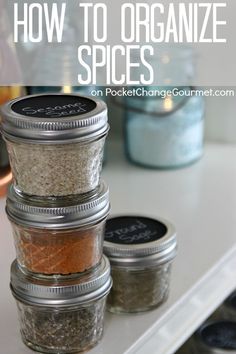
[124, 87, 205, 169]
[28, 86, 95, 95]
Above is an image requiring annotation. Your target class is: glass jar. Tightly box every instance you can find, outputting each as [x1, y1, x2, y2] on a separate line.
[192, 321, 236, 353]
[124, 87, 205, 169]
[104, 215, 177, 313]
[0, 94, 108, 197]
[6, 182, 110, 276]
[10, 256, 112, 353]
[0, 86, 24, 197]
[0, 87, 25, 170]
[130, 45, 195, 87]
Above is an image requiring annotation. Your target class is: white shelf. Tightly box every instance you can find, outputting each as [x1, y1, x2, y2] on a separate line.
[1, 141, 236, 354]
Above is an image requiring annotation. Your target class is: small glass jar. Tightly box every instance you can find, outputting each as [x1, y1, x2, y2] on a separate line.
[0, 94, 108, 197]
[192, 321, 236, 353]
[10, 256, 112, 353]
[124, 87, 205, 169]
[6, 182, 110, 276]
[0, 87, 24, 169]
[104, 215, 177, 313]
[0, 87, 25, 197]
[220, 291, 236, 321]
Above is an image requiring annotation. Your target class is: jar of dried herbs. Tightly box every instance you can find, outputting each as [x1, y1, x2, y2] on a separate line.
[104, 216, 177, 314]
[10, 256, 112, 353]
[6, 182, 110, 276]
[0, 94, 108, 197]
[192, 321, 236, 353]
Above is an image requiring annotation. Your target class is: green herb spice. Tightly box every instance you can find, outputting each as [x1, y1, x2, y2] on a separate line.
[104, 216, 177, 314]
[17, 299, 106, 353]
[10, 257, 111, 353]
[107, 263, 172, 313]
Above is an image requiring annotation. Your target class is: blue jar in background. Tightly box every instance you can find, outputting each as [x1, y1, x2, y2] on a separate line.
[28, 86, 95, 95]
[124, 87, 205, 169]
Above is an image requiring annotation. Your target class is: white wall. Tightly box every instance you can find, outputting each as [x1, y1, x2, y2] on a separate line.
[204, 92, 236, 143]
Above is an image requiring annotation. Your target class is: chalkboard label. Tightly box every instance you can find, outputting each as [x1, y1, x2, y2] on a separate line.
[12, 95, 96, 118]
[105, 216, 167, 245]
[201, 322, 236, 350]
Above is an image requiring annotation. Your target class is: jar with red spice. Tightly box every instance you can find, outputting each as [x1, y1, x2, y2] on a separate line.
[6, 182, 110, 277]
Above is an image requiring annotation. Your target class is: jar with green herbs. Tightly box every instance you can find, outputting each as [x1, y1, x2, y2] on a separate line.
[10, 256, 112, 353]
[6, 182, 109, 276]
[0, 94, 108, 197]
[104, 216, 177, 314]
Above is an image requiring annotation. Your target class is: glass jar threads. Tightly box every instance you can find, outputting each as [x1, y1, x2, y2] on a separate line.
[0, 94, 108, 197]
[10, 256, 112, 353]
[6, 182, 110, 276]
[124, 87, 205, 169]
[192, 321, 236, 353]
[104, 216, 177, 313]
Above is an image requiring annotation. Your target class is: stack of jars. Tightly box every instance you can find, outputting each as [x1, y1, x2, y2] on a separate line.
[0, 93, 112, 353]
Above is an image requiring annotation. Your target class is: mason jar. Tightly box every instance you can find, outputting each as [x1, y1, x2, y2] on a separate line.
[0, 94, 109, 197]
[0, 86, 25, 197]
[0, 87, 25, 169]
[130, 45, 195, 87]
[192, 321, 236, 353]
[104, 215, 177, 313]
[10, 256, 112, 353]
[124, 87, 205, 169]
[6, 182, 110, 276]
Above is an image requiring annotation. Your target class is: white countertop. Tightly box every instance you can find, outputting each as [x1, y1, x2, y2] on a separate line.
[1, 141, 236, 354]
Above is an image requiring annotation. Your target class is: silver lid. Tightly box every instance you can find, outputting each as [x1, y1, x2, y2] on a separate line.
[0, 93, 108, 143]
[225, 291, 236, 310]
[194, 321, 236, 353]
[6, 182, 110, 229]
[103, 216, 177, 267]
[10, 256, 112, 306]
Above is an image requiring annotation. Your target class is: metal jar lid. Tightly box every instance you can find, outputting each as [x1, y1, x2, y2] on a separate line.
[10, 256, 112, 306]
[221, 291, 236, 320]
[6, 182, 110, 229]
[225, 291, 236, 311]
[0, 93, 108, 144]
[103, 216, 177, 267]
[194, 321, 236, 353]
